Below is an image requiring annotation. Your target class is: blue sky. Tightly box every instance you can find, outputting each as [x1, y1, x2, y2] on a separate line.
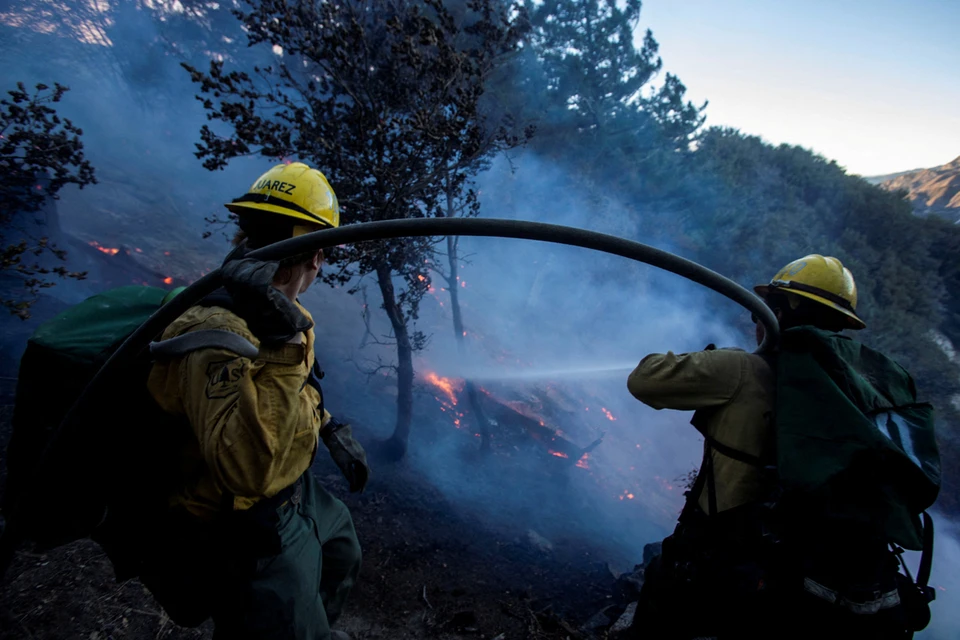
[640, 0, 960, 176]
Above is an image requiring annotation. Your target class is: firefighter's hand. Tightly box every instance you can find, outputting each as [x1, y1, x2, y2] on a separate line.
[220, 245, 313, 345]
[321, 419, 370, 493]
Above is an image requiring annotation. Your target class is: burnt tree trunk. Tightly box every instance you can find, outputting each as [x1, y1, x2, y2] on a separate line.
[445, 234, 492, 451]
[377, 261, 414, 461]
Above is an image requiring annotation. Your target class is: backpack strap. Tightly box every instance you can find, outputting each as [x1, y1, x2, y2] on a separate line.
[696, 435, 770, 517]
[893, 511, 936, 604]
[703, 438, 718, 517]
[149, 330, 259, 361]
[917, 511, 935, 602]
[703, 434, 766, 468]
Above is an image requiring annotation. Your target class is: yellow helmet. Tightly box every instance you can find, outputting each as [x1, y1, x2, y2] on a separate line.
[224, 162, 340, 231]
[754, 254, 866, 330]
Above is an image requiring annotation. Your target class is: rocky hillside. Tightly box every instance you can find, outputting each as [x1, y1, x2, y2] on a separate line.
[874, 156, 960, 221]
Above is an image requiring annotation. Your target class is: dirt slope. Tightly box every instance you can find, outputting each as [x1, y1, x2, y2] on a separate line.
[877, 155, 960, 219]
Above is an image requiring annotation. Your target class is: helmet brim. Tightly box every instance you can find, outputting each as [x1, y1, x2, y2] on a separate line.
[754, 284, 866, 330]
[224, 200, 337, 228]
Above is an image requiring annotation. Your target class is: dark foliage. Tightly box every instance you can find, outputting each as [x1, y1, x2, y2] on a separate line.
[0, 82, 96, 319]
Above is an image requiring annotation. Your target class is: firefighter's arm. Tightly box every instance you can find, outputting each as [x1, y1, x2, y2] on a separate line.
[180, 341, 322, 498]
[627, 348, 745, 411]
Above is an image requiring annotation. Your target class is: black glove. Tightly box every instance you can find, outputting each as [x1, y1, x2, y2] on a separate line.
[321, 419, 370, 493]
[219, 244, 313, 345]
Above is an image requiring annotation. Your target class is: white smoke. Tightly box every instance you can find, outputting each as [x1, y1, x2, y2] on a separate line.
[915, 513, 960, 639]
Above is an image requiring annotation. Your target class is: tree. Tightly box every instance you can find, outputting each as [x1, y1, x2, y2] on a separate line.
[429, 180, 496, 452]
[0, 82, 96, 319]
[642, 72, 705, 152]
[521, 0, 704, 209]
[525, 0, 661, 137]
[184, 0, 527, 459]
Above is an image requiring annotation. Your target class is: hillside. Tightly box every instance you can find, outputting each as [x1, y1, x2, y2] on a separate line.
[875, 156, 960, 220]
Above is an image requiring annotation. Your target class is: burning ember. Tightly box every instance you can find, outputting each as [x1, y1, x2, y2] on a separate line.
[163, 277, 174, 285]
[601, 407, 616, 421]
[424, 372, 461, 406]
[89, 241, 120, 256]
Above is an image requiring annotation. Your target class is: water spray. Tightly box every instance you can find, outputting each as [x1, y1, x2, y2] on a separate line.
[439, 362, 640, 382]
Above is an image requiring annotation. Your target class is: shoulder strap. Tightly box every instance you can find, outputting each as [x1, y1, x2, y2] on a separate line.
[703, 434, 766, 468]
[918, 511, 935, 600]
[705, 439, 718, 516]
[695, 435, 772, 517]
[894, 511, 937, 604]
[149, 329, 259, 360]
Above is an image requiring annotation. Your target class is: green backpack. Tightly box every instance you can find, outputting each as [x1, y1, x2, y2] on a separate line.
[1, 286, 181, 575]
[0, 285, 255, 582]
[696, 326, 940, 631]
[773, 326, 940, 551]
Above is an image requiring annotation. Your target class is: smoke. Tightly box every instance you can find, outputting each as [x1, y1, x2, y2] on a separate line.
[914, 513, 960, 639]
[317, 152, 753, 564]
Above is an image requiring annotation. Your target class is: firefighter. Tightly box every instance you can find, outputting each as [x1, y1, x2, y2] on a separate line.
[143, 162, 368, 640]
[623, 255, 918, 639]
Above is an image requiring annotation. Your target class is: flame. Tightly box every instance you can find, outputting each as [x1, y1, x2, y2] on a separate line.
[601, 407, 616, 421]
[89, 241, 120, 256]
[417, 274, 426, 282]
[576, 453, 590, 469]
[163, 276, 174, 285]
[550, 450, 569, 459]
[619, 490, 636, 501]
[424, 371, 460, 406]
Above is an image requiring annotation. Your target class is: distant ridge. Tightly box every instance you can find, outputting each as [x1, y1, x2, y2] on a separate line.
[869, 156, 960, 221]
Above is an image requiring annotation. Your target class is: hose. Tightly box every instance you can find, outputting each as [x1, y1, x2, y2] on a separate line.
[80, 217, 782, 421]
[0, 218, 778, 579]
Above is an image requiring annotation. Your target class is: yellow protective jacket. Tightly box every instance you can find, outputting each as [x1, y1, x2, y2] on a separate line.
[627, 348, 775, 514]
[147, 302, 329, 519]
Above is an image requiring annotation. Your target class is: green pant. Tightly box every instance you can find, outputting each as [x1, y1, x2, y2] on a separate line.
[212, 473, 362, 640]
[141, 473, 361, 640]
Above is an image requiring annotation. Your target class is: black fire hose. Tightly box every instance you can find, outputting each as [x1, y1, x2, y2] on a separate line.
[0, 218, 778, 578]
[63, 217, 785, 456]
[117, 217, 780, 371]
